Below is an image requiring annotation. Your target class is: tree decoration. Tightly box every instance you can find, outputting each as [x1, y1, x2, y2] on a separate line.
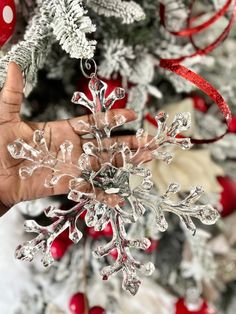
[86, 0, 146, 24]
[69, 292, 106, 314]
[89, 306, 106, 314]
[228, 115, 236, 133]
[51, 230, 73, 260]
[51, 0, 96, 59]
[0, 0, 16, 47]
[145, 238, 159, 254]
[69, 292, 89, 314]
[1, 0, 236, 312]
[181, 230, 216, 284]
[0, 0, 96, 92]
[175, 298, 216, 314]
[7, 69, 219, 295]
[217, 176, 236, 217]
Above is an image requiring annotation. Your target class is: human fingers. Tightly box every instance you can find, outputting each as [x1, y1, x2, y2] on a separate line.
[68, 109, 137, 135]
[0, 62, 24, 123]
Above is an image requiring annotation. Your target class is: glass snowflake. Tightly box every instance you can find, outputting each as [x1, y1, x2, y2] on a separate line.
[8, 74, 219, 295]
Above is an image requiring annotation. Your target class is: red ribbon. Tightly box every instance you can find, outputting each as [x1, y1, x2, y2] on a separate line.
[160, 0, 236, 61]
[157, 1, 236, 144]
[159, 60, 231, 144]
[160, 0, 232, 37]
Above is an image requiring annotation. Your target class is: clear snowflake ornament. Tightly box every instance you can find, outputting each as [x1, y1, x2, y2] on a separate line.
[8, 63, 220, 295]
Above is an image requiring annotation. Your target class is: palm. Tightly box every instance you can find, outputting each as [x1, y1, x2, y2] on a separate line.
[0, 63, 137, 215]
[0, 119, 84, 207]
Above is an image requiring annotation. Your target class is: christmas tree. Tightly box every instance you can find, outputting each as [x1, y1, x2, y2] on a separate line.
[0, 0, 236, 313]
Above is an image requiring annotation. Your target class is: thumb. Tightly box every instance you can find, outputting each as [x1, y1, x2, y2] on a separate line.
[0, 62, 24, 122]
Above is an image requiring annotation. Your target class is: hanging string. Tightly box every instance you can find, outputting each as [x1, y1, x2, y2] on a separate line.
[80, 58, 98, 78]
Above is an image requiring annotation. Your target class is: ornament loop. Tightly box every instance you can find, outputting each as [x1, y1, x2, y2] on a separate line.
[80, 58, 98, 78]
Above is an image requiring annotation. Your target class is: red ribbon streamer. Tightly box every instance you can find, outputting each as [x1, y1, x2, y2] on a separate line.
[187, 0, 235, 52]
[160, 0, 232, 37]
[160, 1, 236, 62]
[158, 1, 236, 144]
[159, 60, 231, 144]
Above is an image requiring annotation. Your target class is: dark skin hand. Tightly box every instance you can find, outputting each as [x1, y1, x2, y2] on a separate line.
[0, 62, 141, 216]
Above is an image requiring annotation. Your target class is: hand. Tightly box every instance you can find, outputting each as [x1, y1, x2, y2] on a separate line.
[0, 63, 138, 216]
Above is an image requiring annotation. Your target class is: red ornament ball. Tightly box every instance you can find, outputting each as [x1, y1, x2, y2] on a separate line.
[60, 229, 71, 241]
[109, 248, 118, 260]
[51, 230, 73, 260]
[87, 227, 104, 239]
[228, 115, 236, 133]
[87, 223, 113, 239]
[89, 306, 106, 314]
[77, 76, 128, 110]
[69, 293, 89, 314]
[51, 239, 70, 260]
[0, 0, 16, 47]
[80, 209, 87, 220]
[175, 298, 215, 314]
[218, 176, 236, 217]
[145, 238, 159, 253]
[102, 223, 113, 237]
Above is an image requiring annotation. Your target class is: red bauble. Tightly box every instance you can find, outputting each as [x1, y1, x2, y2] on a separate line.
[109, 248, 118, 260]
[58, 229, 71, 240]
[77, 76, 128, 110]
[51, 230, 73, 259]
[0, 0, 16, 47]
[145, 238, 159, 253]
[145, 113, 158, 127]
[87, 227, 103, 239]
[192, 95, 208, 113]
[175, 298, 215, 314]
[80, 210, 87, 220]
[228, 115, 236, 133]
[89, 306, 106, 314]
[102, 223, 113, 237]
[87, 223, 113, 239]
[217, 176, 236, 217]
[69, 293, 89, 314]
[51, 239, 69, 260]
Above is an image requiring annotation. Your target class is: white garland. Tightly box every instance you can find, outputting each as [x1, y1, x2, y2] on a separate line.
[86, 0, 145, 24]
[0, 0, 96, 93]
[99, 39, 135, 78]
[51, 0, 96, 59]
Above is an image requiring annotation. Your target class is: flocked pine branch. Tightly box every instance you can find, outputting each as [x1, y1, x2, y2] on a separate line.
[51, 0, 96, 59]
[86, 0, 146, 24]
[8, 75, 220, 295]
[99, 39, 135, 78]
[0, 0, 96, 92]
[181, 229, 216, 283]
[0, 3, 52, 93]
[158, 0, 189, 29]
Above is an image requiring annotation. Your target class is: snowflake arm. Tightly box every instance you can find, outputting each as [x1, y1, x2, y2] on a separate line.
[7, 130, 80, 187]
[15, 203, 86, 267]
[133, 183, 220, 235]
[94, 211, 154, 295]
